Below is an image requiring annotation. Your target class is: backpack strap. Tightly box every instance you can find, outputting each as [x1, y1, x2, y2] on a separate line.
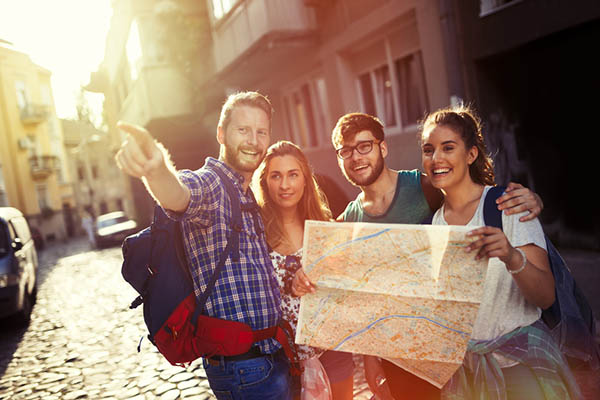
[250, 320, 303, 376]
[193, 166, 243, 315]
[482, 186, 506, 229]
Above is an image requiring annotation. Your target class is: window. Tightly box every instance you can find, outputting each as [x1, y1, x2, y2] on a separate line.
[77, 164, 85, 181]
[126, 19, 143, 82]
[358, 51, 428, 131]
[36, 184, 49, 211]
[395, 52, 428, 127]
[15, 80, 28, 110]
[282, 77, 331, 149]
[91, 164, 99, 180]
[210, 0, 241, 19]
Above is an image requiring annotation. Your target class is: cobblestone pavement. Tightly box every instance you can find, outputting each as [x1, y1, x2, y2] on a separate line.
[2, 237, 596, 399]
[0, 237, 373, 400]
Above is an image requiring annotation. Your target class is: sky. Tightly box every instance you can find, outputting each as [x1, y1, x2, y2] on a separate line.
[0, 0, 113, 122]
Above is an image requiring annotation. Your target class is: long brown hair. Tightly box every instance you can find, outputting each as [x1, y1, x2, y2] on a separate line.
[253, 141, 332, 250]
[420, 105, 495, 186]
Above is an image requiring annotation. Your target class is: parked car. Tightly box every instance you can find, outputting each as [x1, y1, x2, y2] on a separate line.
[94, 211, 139, 249]
[0, 207, 38, 324]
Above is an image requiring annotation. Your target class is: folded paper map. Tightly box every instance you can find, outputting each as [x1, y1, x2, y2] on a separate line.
[296, 221, 489, 388]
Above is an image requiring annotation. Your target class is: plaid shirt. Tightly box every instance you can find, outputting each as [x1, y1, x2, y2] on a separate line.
[443, 320, 582, 400]
[165, 158, 282, 354]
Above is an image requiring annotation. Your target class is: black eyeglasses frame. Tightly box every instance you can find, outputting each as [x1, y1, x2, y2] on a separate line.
[335, 140, 381, 160]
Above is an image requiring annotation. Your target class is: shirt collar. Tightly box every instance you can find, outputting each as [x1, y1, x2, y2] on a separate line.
[205, 157, 246, 186]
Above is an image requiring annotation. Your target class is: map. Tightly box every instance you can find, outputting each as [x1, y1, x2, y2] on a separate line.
[295, 221, 489, 388]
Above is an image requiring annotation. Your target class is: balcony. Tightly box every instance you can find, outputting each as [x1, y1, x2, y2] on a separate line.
[212, 0, 318, 86]
[29, 155, 59, 180]
[20, 103, 50, 125]
[118, 64, 196, 127]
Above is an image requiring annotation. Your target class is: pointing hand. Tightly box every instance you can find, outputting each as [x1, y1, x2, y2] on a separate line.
[115, 121, 165, 179]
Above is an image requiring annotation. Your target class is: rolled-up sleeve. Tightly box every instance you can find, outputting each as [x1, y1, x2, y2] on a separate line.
[163, 169, 219, 227]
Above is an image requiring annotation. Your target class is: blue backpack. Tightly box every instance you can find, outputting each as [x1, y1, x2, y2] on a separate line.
[482, 186, 599, 369]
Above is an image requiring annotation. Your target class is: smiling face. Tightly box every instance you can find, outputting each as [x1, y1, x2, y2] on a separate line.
[338, 130, 386, 187]
[218, 105, 270, 175]
[266, 155, 306, 213]
[421, 124, 478, 190]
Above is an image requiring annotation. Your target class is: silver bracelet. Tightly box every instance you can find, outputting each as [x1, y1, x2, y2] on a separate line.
[508, 248, 527, 275]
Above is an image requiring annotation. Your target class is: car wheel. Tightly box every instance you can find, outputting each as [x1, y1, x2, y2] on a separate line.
[15, 288, 34, 326]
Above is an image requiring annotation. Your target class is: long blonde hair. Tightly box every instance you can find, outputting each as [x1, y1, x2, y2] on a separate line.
[253, 141, 332, 250]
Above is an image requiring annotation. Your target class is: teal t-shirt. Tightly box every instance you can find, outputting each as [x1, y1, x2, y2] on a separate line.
[340, 169, 432, 224]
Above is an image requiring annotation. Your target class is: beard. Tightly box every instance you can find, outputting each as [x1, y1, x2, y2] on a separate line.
[222, 141, 265, 174]
[342, 150, 385, 187]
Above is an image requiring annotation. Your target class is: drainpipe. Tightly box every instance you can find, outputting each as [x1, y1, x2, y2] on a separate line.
[439, 0, 466, 105]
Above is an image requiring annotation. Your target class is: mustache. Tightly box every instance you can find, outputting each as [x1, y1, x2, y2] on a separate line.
[239, 145, 261, 153]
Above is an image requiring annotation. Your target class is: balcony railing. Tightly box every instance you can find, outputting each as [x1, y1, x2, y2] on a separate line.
[29, 154, 59, 180]
[212, 0, 317, 79]
[20, 103, 50, 124]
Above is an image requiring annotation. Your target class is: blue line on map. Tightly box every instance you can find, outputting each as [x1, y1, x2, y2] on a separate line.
[332, 314, 469, 351]
[306, 228, 391, 271]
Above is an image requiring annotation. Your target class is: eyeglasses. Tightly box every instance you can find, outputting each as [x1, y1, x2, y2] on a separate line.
[335, 140, 380, 160]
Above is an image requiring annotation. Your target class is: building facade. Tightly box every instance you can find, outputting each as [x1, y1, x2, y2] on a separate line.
[61, 119, 131, 232]
[92, 0, 452, 220]
[0, 40, 73, 242]
[208, 0, 452, 215]
[87, 0, 215, 224]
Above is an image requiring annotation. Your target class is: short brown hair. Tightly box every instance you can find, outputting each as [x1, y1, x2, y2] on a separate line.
[331, 113, 384, 148]
[218, 91, 273, 132]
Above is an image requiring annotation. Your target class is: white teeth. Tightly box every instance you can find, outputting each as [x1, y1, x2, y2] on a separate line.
[433, 168, 450, 174]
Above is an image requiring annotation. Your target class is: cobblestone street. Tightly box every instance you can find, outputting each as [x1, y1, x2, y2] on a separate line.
[2, 236, 597, 399]
[0, 237, 373, 400]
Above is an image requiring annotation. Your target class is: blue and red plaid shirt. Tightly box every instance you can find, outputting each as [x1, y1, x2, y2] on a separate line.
[165, 157, 282, 354]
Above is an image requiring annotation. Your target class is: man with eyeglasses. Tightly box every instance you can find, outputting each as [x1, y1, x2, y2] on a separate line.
[309, 112, 545, 399]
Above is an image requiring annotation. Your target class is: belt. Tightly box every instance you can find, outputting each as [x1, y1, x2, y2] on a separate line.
[206, 347, 266, 366]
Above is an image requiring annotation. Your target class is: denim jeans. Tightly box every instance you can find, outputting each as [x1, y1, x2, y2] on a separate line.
[202, 350, 292, 400]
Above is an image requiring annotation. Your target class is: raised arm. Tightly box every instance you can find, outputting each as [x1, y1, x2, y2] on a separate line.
[115, 121, 190, 212]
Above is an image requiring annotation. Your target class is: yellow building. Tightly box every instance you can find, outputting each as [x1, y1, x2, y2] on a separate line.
[61, 118, 131, 227]
[0, 39, 74, 242]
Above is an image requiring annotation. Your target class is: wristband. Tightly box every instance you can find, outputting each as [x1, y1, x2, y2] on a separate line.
[508, 248, 527, 275]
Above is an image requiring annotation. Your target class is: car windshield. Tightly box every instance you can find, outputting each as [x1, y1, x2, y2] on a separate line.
[97, 216, 130, 229]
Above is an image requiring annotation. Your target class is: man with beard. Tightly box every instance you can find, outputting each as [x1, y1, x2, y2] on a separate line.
[328, 112, 544, 399]
[115, 91, 293, 399]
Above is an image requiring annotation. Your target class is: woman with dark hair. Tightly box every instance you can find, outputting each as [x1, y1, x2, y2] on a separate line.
[420, 105, 581, 399]
[253, 140, 338, 399]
